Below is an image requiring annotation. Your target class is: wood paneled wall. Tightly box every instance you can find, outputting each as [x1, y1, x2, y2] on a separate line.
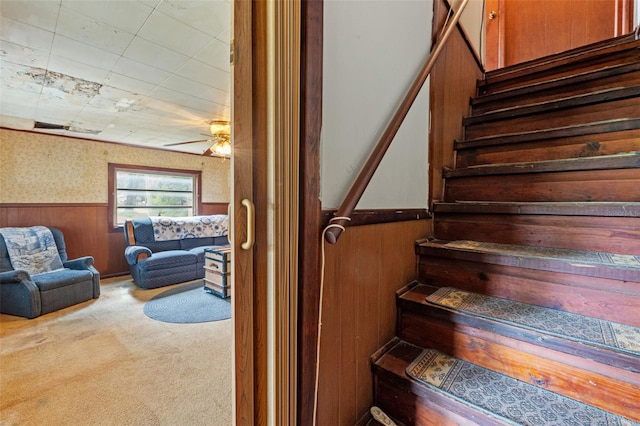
[429, 0, 484, 203]
[0, 202, 228, 277]
[317, 219, 429, 425]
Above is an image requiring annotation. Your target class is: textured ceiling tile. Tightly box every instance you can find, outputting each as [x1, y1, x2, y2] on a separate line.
[148, 86, 216, 113]
[86, 85, 144, 112]
[0, 16, 54, 52]
[216, 26, 231, 44]
[195, 38, 230, 72]
[51, 34, 121, 71]
[160, 74, 225, 102]
[0, 87, 41, 118]
[34, 101, 82, 123]
[137, 11, 212, 57]
[0, 1, 60, 32]
[0, 62, 45, 94]
[47, 55, 110, 84]
[156, 0, 231, 38]
[175, 59, 230, 92]
[103, 73, 157, 96]
[0, 40, 49, 70]
[111, 56, 171, 86]
[158, 80, 230, 109]
[0, 1, 231, 151]
[61, 0, 154, 34]
[123, 37, 190, 73]
[56, 7, 135, 55]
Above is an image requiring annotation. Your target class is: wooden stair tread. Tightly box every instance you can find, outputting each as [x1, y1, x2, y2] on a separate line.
[398, 283, 640, 374]
[479, 33, 640, 90]
[455, 118, 640, 150]
[373, 338, 507, 426]
[372, 32, 640, 426]
[473, 62, 640, 108]
[373, 338, 639, 425]
[416, 238, 640, 283]
[463, 85, 640, 126]
[433, 201, 640, 217]
[443, 151, 640, 178]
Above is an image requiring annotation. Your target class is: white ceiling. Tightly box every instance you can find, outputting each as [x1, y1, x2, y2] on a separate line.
[0, 0, 231, 156]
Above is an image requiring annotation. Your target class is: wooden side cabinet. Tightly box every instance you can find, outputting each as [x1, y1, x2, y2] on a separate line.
[204, 246, 231, 298]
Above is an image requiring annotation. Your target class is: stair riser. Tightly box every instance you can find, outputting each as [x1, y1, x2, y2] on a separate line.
[373, 341, 509, 425]
[373, 375, 492, 426]
[473, 70, 640, 115]
[433, 214, 640, 254]
[464, 98, 639, 139]
[397, 309, 640, 421]
[417, 256, 640, 326]
[479, 41, 640, 94]
[444, 169, 640, 203]
[456, 129, 640, 168]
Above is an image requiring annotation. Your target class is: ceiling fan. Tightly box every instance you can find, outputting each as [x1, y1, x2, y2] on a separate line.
[164, 120, 231, 157]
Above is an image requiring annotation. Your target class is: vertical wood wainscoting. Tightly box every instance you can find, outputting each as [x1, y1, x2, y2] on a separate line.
[0, 203, 228, 277]
[428, 0, 484, 204]
[317, 219, 429, 425]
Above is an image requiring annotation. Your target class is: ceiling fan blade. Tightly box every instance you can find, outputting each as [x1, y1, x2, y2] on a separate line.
[164, 139, 210, 147]
[202, 147, 215, 156]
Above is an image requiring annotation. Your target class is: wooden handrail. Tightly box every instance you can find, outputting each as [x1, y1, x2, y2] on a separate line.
[324, 0, 470, 244]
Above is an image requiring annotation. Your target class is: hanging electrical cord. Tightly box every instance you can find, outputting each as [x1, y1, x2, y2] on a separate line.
[313, 216, 351, 426]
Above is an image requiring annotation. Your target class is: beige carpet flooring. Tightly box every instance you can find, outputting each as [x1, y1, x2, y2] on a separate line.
[0, 276, 233, 426]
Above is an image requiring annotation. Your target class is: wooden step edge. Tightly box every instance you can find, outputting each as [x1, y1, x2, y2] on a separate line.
[454, 118, 640, 150]
[395, 280, 421, 299]
[397, 285, 640, 375]
[373, 338, 639, 426]
[371, 336, 403, 365]
[478, 34, 639, 87]
[372, 340, 511, 426]
[443, 151, 640, 178]
[415, 238, 640, 284]
[463, 85, 640, 126]
[473, 62, 640, 107]
[432, 201, 640, 217]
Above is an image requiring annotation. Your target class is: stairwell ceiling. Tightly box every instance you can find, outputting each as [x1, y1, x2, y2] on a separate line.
[0, 0, 231, 155]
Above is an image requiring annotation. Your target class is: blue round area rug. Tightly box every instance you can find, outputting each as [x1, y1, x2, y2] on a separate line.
[143, 282, 231, 324]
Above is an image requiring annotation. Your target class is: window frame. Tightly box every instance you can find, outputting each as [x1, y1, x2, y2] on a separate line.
[108, 163, 202, 232]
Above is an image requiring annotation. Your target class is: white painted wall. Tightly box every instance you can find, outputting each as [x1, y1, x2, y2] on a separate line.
[321, 0, 433, 209]
[458, 0, 485, 62]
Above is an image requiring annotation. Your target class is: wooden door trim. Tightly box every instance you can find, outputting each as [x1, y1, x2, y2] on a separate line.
[486, 0, 635, 71]
[298, 0, 324, 424]
[233, 0, 267, 423]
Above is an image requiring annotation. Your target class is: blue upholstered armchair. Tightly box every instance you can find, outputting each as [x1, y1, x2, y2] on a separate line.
[0, 226, 100, 319]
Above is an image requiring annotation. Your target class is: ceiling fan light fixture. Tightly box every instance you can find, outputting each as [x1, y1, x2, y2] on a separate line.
[209, 120, 230, 136]
[207, 120, 231, 157]
[210, 139, 231, 157]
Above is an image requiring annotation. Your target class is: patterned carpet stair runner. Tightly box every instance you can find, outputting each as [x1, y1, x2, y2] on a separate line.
[441, 240, 640, 274]
[443, 240, 640, 267]
[406, 348, 639, 425]
[426, 287, 640, 357]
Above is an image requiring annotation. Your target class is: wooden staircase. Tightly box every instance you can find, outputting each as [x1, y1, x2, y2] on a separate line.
[370, 34, 640, 425]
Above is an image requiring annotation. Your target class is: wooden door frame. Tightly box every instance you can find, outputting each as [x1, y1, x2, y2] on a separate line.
[485, 0, 636, 70]
[233, 0, 268, 424]
[298, 0, 324, 425]
[234, 1, 322, 424]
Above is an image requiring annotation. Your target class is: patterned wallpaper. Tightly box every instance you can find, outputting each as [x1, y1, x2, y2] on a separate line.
[0, 128, 230, 204]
